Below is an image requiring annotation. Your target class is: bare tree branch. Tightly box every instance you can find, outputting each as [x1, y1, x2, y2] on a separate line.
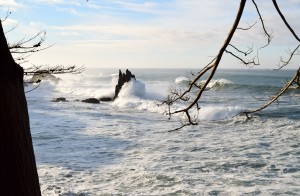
[4, 23, 19, 34]
[237, 21, 257, 30]
[243, 68, 300, 116]
[277, 44, 300, 69]
[8, 30, 53, 57]
[0, 8, 11, 22]
[228, 44, 253, 56]
[24, 65, 85, 76]
[162, 0, 247, 127]
[252, 0, 272, 48]
[272, 0, 300, 42]
[225, 49, 260, 67]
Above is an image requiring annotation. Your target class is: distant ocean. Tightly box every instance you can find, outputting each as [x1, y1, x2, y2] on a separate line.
[25, 68, 300, 195]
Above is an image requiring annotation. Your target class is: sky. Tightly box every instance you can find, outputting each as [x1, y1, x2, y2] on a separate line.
[0, 0, 299, 69]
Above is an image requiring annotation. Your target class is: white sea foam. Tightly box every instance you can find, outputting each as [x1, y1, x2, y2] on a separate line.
[52, 74, 116, 99]
[198, 105, 243, 121]
[112, 80, 169, 114]
[200, 78, 233, 89]
[26, 68, 300, 195]
[27, 74, 241, 122]
[175, 76, 189, 84]
[118, 80, 146, 98]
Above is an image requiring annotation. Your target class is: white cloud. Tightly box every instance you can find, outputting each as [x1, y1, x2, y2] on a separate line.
[51, 23, 218, 48]
[4, 0, 300, 68]
[0, 0, 23, 10]
[56, 7, 78, 15]
[105, 0, 160, 13]
[32, 0, 81, 6]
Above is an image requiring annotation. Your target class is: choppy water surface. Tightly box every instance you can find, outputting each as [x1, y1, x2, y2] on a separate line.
[26, 68, 300, 195]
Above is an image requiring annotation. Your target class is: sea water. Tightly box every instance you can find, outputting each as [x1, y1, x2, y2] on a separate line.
[25, 68, 300, 195]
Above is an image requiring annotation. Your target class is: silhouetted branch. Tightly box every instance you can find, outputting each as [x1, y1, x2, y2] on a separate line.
[8, 30, 53, 61]
[277, 44, 300, 69]
[225, 49, 260, 67]
[4, 23, 18, 34]
[160, 0, 299, 130]
[271, 0, 300, 70]
[228, 44, 253, 56]
[243, 68, 300, 116]
[162, 0, 247, 127]
[25, 82, 42, 93]
[0, 8, 11, 22]
[272, 0, 300, 42]
[237, 21, 257, 30]
[252, 0, 272, 48]
[24, 65, 85, 76]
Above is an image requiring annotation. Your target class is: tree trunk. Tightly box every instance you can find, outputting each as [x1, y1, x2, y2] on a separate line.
[0, 21, 41, 195]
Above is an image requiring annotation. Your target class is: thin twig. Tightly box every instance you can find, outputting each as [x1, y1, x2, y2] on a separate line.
[252, 0, 272, 48]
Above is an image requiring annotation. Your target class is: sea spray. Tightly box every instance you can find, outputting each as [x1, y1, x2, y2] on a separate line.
[175, 76, 189, 84]
[197, 105, 243, 121]
[26, 68, 300, 195]
[118, 80, 146, 98]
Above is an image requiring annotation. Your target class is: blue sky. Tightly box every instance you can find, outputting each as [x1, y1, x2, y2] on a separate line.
[0, 0, 299, 69]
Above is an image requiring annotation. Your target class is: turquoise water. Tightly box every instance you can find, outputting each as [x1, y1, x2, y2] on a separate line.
[26, 68, 300, 195]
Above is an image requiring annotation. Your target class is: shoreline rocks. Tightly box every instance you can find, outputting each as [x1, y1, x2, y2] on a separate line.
[100, 97, 113, 102]
[82, 98, 100, 104]
[51, 97, 68, 102]
[50, 69, 136, 104]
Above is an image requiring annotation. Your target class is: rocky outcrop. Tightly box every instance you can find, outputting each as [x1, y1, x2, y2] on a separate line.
[82, 98, 100, 104]
[51, 70, 136, 104]
[114, 69, 136, 99]
[51, 97, 68, 102]
[100, 97, 113, 102]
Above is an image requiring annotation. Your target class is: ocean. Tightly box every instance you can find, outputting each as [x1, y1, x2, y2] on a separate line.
[25, 68, 300, 195]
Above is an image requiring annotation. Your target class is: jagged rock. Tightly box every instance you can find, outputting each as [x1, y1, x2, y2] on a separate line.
[82, 98, 100, 104]
[99, 97, 113, 102]
[51, 97, 68, 102]
[114, 69, 136, 99]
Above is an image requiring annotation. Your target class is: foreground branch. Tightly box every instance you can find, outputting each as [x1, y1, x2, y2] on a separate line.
[252, 0, 272, 48]
[162, 0, 247, 127]
[24, 65, 84, 76]
[243, 68, 300, 117]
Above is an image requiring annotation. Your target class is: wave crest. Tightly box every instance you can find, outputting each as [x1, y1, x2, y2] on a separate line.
[118, 80, 145, 98]
[198, 106, 242, 121]
[175, 77, 189, 84]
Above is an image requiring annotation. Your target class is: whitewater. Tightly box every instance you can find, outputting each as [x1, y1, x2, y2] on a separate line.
[25, 68, 300, 195]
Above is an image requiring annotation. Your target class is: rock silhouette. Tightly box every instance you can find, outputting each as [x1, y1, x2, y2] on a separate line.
[100, 97, 113, 102]
[51, 97, 68, 102]
[82, 98, 100, 104]
[114, 69, 136, 99]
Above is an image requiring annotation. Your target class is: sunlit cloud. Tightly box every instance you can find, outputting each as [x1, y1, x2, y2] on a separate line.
[1, 0, 300, 68]
[0, 0, 24, 11]
[32, 0, 81, 6]
[56, 7, 78, 15]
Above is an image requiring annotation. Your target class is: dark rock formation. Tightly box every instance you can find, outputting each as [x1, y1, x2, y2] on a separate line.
[100, 97, 113, 102]
[82, 98, 100, 104]
[114, 69, 136, 99]
[51, 97, 67, 102]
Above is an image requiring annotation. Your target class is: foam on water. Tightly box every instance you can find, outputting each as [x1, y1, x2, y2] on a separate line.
[175, 76, 189, 84]
[201, 78, 234, 89]
[118, 80, 146, 98]
[26, 68, 300, 195]
[198, 105, 243, 121]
